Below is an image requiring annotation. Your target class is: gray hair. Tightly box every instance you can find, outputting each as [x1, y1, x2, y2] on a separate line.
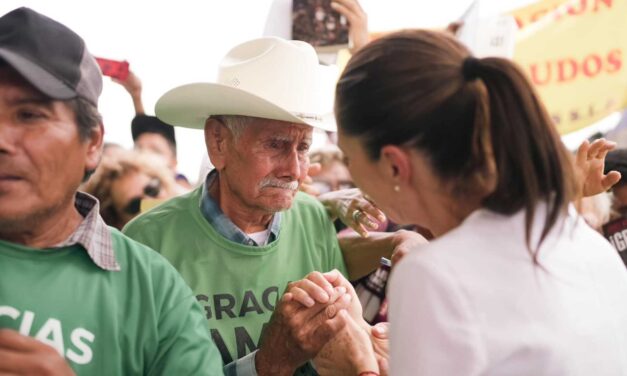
[212, 115, 253, 140]
[67, 97, 102, 141]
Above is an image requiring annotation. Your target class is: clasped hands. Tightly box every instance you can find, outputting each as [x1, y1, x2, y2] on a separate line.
[256, 270, 388, 376]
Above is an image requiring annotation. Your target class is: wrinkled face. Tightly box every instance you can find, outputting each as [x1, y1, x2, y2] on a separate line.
[0, 66, 101, 230]
[134, 133, 176, 170]
[220, 119, 312, 213]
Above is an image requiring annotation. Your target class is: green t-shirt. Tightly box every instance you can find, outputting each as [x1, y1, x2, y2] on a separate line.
[0, 229, 223, 375]
[123, 187, 347, 365]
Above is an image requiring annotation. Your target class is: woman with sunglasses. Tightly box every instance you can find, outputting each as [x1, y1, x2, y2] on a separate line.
[82, 149, 182, 229]
[334, 29, 627, 375]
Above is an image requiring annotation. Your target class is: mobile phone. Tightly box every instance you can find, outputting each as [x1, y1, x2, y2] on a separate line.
[95, 57, 129, 81]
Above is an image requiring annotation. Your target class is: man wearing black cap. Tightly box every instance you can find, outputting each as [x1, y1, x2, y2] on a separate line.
[0, 7, 224, 374]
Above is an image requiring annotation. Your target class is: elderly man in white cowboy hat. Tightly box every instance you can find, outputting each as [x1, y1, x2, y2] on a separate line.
[123, 37, 389, 375]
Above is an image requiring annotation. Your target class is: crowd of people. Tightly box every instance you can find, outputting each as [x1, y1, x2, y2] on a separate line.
[0, 3, 626, 376]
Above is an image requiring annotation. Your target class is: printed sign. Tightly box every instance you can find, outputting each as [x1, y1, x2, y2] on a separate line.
[602, 216, 627, 267]
[510, 0, 627, 134]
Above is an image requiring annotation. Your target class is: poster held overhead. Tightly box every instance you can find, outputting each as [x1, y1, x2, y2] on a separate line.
[292, 0, 349, 53]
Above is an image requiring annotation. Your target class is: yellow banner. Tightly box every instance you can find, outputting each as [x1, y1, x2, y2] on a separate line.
[511, 0, 627, 134]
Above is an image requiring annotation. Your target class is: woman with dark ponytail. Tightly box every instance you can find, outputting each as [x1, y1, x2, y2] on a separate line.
[335, 29, 627, 375]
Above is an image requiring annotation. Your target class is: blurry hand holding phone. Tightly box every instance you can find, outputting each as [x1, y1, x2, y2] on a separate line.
[95, 57, 130, 81]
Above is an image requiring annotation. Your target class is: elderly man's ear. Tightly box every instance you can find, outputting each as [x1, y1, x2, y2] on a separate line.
[204, 118, 230, 170]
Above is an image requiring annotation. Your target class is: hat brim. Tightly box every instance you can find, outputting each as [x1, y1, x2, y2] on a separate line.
[155, 83, 336, 132]
[0, 48, 76, 100]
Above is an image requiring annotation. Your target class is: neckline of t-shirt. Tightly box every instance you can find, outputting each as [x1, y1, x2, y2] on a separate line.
[0, 239, 79, 260]
[191, 187, 282, 256]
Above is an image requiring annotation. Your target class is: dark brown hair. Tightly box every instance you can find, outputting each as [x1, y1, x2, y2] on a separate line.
[335, 29, 577, 251]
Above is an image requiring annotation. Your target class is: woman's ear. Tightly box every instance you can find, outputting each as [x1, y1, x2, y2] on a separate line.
[380, 145, 412, 185]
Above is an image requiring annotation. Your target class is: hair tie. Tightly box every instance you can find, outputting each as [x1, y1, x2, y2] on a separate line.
[462, 56, 481, 81]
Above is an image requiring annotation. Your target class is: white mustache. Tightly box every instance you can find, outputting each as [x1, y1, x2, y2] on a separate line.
[259, 177, 299, 191]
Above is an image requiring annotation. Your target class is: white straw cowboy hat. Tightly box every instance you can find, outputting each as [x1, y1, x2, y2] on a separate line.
[155, 37, 337, 132]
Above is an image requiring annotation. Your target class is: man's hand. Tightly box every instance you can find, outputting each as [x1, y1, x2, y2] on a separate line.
[300, 163, 323, 196]
[111, 70, 145, 114]
[331, 0, 369, 54]
[255, 272, 353, 376]
[319, 188, 386, 237]
[313, 270, 387, 375]
[0, 329, 75, 375]
[112, 70, 142, 98]
[390, 229, 428, 266]
[576, 138, 621, 197]
[370, 323, 389, 376]
[312, 311, 379, 376]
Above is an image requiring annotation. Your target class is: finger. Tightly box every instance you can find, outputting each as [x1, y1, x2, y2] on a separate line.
[359, 214, 380, 230]
[332, 0, 364, 16]
[587, 139, 605, 160]
[0, 348, 29, 372]
[330, 2, 359, 24]
[328, 286, 347, 303]
[281, 291, 294, 303]
[0, 329, 37, 352]
[322, 269, 348, 288]
[308, 163, 322, 177]
[347, 210, 370, 236]
[597, 142, 617, 160]
[360, 201, 387, 223]
[295, 277, 332, 304]
[322, 270, 359, 298]
[378, 356, 390, 376]
[576, 139, 589, 166]
[288, 286, 316, 308]
[371, 322, 389, 340]
[306, 271, 336, 297]
[602, 171, 622, 190]
[351, 221, 370, 238]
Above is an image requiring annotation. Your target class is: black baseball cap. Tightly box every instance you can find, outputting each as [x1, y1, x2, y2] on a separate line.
[131, 114, 177, 147]
[0, 7, 102, 106]
[605, 148, 627, 185]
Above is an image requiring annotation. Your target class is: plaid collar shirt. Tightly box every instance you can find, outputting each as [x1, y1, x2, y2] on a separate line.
[54, 191, 120, 271]
[200, 170, 281, 246]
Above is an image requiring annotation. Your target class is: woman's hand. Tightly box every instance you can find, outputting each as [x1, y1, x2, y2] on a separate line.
[576, 138, 621, 197]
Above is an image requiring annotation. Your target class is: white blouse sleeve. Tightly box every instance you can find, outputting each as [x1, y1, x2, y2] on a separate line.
[389, 254, 488, 376]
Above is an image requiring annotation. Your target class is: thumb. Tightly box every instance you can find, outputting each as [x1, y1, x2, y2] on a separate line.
[602, 171, 622, 190]
[371, 322, 389, 339]
[308, 162, 322, 177]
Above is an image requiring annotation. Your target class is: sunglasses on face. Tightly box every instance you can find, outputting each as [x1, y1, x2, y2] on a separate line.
[123, 178, 162, 215]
